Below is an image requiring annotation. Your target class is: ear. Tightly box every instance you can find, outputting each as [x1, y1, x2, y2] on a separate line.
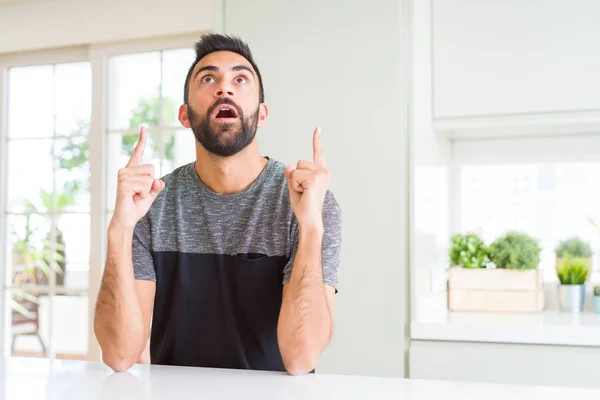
[257, 103, 269, 128]
[179, 104, 191, 129]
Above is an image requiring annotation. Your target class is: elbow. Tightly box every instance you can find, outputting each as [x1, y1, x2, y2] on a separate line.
[283, 354, 317, 376]
[278, 329, 332, 376]
[102, 353, 137, 373]
[281, 344, 319, 376]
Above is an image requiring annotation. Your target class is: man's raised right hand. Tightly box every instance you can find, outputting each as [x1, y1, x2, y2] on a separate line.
[110, 126, 165, 232]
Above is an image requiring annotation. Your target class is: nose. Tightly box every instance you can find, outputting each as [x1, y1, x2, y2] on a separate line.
[215, 82, 234, 98]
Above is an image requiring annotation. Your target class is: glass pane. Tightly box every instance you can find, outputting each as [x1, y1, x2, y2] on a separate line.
[56, 214, 89, 265]
[7, 139, 54, 213]
[6, 214, 52, 288]
[55, 214, 89, 290]
[109, 52, 161, 130]
[162, 48, 195, 127]
[52, 294, 88, 360]
[53, 136, 90, 212]
[105, 211, 114, 233]
[105, 132, 161, 211]
[60, 264, 89, 292]
[162, 130, 196, 176]
[9, 290, 49, 358]
[8, 65, 54, 139]
[102, 212, 114, 273]
[461, 162, 600, 282]
[55, 62, 91, 136]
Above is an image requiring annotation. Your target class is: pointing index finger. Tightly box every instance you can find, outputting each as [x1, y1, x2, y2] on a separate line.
[126, 126, 147, 167]
[312, 127, 325, 167]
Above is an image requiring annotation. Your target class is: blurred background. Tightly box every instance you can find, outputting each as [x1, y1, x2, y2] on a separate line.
[0, 0, 599, 390]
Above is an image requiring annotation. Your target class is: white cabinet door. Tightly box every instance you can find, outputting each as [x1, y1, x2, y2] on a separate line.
[221, 0, 410, 378]
[410, 340, 600, 388]
[433, 0, 600, 119]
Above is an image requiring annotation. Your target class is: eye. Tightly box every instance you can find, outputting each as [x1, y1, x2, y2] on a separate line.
[235, 76, 248, 84]
[201, 76, 215, 83]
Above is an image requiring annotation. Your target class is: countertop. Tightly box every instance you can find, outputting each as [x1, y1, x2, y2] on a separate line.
[411, 310, 600, 346]
[1, 357, 599, 399]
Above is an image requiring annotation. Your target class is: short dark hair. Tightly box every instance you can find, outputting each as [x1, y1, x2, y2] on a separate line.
[183, 33, 265, 105]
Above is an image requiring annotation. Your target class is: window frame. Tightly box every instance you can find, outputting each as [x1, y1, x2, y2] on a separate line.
[0, 46, 90, 360]
[88, 32, 201, 360]
[0, 32, 203, 361]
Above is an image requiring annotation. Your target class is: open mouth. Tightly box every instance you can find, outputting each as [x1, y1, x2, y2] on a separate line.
[213, 104, 239, 120]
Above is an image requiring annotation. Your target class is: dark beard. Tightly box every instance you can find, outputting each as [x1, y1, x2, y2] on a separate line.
[188, 99, 259, 157]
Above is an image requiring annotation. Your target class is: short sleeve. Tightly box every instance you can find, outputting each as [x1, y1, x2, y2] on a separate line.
[132, 215, 156, 282]
[282, 190, 343, 291]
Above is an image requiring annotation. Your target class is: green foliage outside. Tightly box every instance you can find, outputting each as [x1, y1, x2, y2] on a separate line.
[120, 94, 178, 161]
[10, 93, 177, 317]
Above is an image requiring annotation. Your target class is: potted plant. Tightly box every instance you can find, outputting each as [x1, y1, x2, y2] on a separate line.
[448, 231, 544, 313]
[488, 231, 542, 271]
[449, 232, 489, 269]
[555, 237, 592, 272]
[555, 255, 589, 313]
[594, 286, 600, 314]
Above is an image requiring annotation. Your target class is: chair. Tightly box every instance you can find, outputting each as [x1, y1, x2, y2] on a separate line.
[10, 269, 47, 357]
[11, 298, 46, 356]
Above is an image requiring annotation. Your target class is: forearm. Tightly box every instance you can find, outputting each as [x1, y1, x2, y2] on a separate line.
[278, 226, 332, 375]
[94, 226, 147, 369]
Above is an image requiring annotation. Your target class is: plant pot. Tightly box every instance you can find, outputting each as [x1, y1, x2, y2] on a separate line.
[558, 284, 585, 313]
[594, 296, 600, 314]
[448, 268, 544, 313]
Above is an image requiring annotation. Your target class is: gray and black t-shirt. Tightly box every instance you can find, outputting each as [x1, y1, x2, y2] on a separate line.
[132, 157, 342, 371]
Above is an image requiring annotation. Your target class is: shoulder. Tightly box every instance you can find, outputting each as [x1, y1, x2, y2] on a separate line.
[267, 157, 341, 210]
[323, 190, 342, 233]
[145, 162, 195, 217]
[263, 157, 288, 183]
[160, 162, 195, 189]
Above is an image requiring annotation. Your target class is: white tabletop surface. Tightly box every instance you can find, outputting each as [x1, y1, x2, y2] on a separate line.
[1, 357, 600, 399]
[411, 310, 600, 346]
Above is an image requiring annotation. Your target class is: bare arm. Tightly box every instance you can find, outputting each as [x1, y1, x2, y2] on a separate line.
[278, 226, 335, 375]
[93, 127, 164, 372]
[278, 127, 337, 375]
[94, 227, 156, 372]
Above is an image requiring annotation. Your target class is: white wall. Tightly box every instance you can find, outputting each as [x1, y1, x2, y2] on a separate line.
[410, 0, 452, 320]
[433, 0, 600, 119]
[223, 0, 410, 377]
[0, 0, 213, 54]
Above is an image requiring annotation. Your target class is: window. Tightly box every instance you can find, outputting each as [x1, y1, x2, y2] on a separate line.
[460, 161, 600, 283]
[3, 61, 91, 359]
[1, 34, 201, 361]
[105, 48, 196, 222]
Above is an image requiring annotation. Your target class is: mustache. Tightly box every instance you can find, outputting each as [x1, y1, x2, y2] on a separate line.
[207, 98, 243, 118]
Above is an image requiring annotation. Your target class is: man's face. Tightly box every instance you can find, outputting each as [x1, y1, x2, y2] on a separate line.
[181, 51, 267, 157]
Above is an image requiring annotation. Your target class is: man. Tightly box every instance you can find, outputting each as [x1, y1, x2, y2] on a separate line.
[93, 34, 342, 376]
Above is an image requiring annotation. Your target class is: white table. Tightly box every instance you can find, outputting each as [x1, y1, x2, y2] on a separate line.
[1, 357, 599, 399]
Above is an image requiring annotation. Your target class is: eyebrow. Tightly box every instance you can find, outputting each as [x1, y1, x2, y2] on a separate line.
[193, 64, 255, 80]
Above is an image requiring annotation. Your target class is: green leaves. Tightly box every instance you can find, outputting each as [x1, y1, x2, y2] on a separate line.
[488, 232, 541, 270]
[127, 93, 177, 163]
[555, 237, 593, 258]
[449, 232, 489, 269]
[556, 255, 589, 285]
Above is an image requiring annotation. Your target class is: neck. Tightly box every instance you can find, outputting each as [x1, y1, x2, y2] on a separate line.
[194, 140, 268, 194]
